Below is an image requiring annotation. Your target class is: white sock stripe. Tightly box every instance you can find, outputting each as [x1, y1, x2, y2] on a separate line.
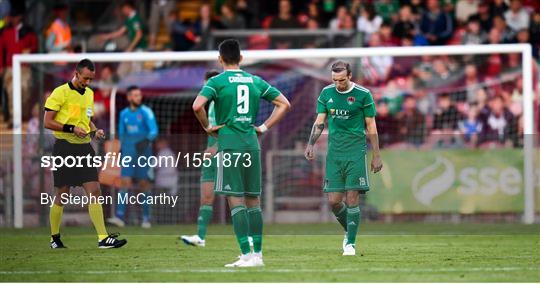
[231, 206, 246, 216]
[216, 152, 223, 192]
[364, 153, 370, 187]
[347, 207, 360, 214]
[247, 207, 262, 213]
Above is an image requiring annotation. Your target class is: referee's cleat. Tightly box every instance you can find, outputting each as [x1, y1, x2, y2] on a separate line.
[98, 233, 127, 249]
[343, 243, 356, 256]
[50, 234, 67, 249]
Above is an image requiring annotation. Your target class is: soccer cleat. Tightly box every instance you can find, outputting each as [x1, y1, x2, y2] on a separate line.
[50, 234, 67, 249]
[343, 243, 356, 256]
[181, 235, 206, 247]
[248, 236, 254, 248]
[342, 233, 347, 251]
[98, 233, 127, 249]
[224, 254, 254, 267]
[106, 216, 125, 228]
[250, 252, 264, 267]
[141, 221, 151, 229]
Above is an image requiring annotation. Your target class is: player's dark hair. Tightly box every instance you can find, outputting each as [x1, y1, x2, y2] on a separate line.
[331, 61, 351, 75]
[76, 59, 95, 72]
[204, 70, 220, 81]
[218, 39, 241, 65]
[122, 1, 135, 8]
[127, 85, 139, 94]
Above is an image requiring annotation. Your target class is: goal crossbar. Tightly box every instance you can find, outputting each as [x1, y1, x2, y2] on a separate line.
[10, 44, 535, 227]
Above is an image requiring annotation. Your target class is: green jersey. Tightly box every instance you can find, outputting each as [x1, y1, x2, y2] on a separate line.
[124, 12, 147, 49]
[199, 69, 281, 151]
[316, 83, 376, 158]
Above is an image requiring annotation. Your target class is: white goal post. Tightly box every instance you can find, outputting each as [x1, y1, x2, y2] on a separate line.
[11, 44, 535, 227]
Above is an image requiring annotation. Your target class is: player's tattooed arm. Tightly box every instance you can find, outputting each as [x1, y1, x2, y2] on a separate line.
[308, 123, 325, 146]
[305, 113, 326, 160]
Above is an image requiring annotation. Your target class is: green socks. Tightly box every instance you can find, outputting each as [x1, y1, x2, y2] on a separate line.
[197, 205, 213, 240]
[231, 205, 251, 255]
[346, 206, 361, 245]
[247, 206, 263, 253]
[332, 201, 348, 231]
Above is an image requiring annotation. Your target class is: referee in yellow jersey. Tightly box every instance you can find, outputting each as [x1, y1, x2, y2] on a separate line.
[44, 59, 127, 249]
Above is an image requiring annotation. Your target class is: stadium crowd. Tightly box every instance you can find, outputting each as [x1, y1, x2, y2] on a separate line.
[0, 0, 538, 149]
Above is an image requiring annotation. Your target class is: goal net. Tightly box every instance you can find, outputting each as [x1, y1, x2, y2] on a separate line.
[2, 44, 537, 228]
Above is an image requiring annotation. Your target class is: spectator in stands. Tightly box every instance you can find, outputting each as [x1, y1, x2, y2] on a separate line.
[0, 8, 38, 126]
[379, 21, 399, 46]
[148, 0, 175, 50]
[504, 0, 530, 32]
[301, 18, 321, 48]
[408, 0, 425, 17]
[45, 4, 71, 53]
[516, 28, 538, 58]
[192, 4, 222, 51]
[397, 94, 426, 147]
[461, 16, 487, 45]
[361, 33, 393, 84]
[270, 0, 301, 49]
[493, 15, 516, 43]
[463, 64, 482, 103]
[305, 2, 322, 27]
[419, 0, 453, 45]
[328, 6, 347, 30]
[530, 11, 540, 49]
[455, 0, 479, 25]
[392, 5, 416, 40]
[374, 0, 399, 23]
[485, 28, 503, 78]
[376, 98, 400, 147]
[168, 9, 198, 51]
[430, 93, 463, 147]
[491, 0, 509, 16]
[220, 2, 246, 30]
[349, 0, 362, 19]
[458, 103, 482, 146]
[98, 1, 147, 52]
[478, 95, 516, 147]
[472, 1, 493, 33]
[235, 0, 258, 28]
[357, 4, 383, 45]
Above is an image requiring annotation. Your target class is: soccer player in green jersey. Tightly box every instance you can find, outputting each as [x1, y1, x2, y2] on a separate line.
[304, 61, 382, 256]
[182, 70, 220, 247]
[193, 39, 290, 267]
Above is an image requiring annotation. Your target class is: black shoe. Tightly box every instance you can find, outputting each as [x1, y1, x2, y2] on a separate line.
[50, 234, 67, 249]
[98, 233, 127, 249]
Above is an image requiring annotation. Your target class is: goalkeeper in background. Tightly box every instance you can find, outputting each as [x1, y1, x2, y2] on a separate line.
[107, 85, 158, 228]
[304, 61, 382, 256]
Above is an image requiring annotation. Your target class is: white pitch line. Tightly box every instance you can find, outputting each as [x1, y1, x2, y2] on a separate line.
[0, 266, 538, 275]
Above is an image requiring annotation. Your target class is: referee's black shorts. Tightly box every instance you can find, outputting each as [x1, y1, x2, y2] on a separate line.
[52, 139, 99, 188]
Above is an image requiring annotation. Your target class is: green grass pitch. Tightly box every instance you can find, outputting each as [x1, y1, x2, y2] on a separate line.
[1, 223, 539, 282]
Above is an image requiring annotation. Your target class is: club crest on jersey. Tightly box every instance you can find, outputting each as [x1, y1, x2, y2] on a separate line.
[347, 97, 355, 105]
[137, 114, 143, 121]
